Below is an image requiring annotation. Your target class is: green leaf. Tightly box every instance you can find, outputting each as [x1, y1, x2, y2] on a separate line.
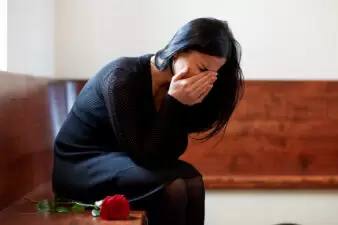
[55, 207, 69, 213]
[36, 200, 55, 212]
[72, 203, 85, 213]
[91, 209, 100, 217]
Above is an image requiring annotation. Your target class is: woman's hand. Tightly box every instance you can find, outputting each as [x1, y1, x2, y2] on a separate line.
[168, 67, 217, 105]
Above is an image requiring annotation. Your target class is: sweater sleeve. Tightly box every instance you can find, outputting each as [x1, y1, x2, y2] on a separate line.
[101, 67, 188, 169]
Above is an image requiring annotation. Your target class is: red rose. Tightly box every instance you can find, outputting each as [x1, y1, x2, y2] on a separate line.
[100, 195, 130, 220]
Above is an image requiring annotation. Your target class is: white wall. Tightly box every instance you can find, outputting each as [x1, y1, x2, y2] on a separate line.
[0, 0, 6, 71]
[54, 1, 338, 225]
[55, 0, 338, 81]
[206, 190, 338, 225]
[55, 0, 149, 79]
[7, 0, 54, 76]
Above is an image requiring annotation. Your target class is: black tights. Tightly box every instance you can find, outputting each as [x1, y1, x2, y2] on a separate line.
[131, 176, 205, 225]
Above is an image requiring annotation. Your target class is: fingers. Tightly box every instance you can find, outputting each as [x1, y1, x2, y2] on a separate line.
[186, 71, 217, 84]
[188, 72, 217, 92]
[172, 66, 189, 81]
[189, 71, 217, 103]
[194, 84, 213, 103]
[188, 77, 213, 99]
[171, 68, 217, 106]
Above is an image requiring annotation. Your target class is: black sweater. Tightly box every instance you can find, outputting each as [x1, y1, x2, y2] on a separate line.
[54, 54, 189, 169]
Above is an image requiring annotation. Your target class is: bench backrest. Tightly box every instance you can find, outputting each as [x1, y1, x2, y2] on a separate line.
[1, 73, 338, 211]
[0, 72, 85, 210]
[0, 71, 52, 209]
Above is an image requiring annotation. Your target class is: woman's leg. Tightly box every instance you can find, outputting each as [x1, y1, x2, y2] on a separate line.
[131, 178, 187, 225]
[184, 176, 205, 225]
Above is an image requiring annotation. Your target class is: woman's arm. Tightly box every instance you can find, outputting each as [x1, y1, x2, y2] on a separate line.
[102, 67, 188, 169]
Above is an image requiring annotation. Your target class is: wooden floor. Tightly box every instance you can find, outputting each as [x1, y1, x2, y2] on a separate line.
[0, 183, 146, 225]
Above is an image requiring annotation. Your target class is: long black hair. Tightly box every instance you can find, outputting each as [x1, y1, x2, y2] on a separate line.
[154, 17, 244, 141]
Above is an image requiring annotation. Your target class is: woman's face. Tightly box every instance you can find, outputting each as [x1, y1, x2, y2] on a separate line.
[172, 50, 226, 78]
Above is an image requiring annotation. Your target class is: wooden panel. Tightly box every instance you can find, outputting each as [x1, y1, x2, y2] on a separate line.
[0, 71, 53, 210]
[181, 81, 338, 189]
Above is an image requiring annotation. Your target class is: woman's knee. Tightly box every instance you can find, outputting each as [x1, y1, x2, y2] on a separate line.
[186, 176, 204, 187]
[164, 178, 187, 205]
[185, 176, 205, 197]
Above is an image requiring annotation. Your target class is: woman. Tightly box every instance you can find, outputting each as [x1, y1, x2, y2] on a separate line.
[52, 17, 244, 225]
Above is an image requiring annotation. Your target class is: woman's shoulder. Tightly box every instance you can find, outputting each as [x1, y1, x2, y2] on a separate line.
[94, 54, 152, 92]
[103, 54, 152, 74]
[98, 54, 151, 80]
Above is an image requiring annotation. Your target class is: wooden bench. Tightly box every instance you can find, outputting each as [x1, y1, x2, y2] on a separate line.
[0, 71, 146, 224]
[19, 76, 338, 190]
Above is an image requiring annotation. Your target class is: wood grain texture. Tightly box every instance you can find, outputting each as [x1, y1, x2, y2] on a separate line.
[0, 213, 145, 225]
[181, 80, 338, 189]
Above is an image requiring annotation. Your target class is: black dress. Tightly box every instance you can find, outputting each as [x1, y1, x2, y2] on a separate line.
[52, 54, 201, 204]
